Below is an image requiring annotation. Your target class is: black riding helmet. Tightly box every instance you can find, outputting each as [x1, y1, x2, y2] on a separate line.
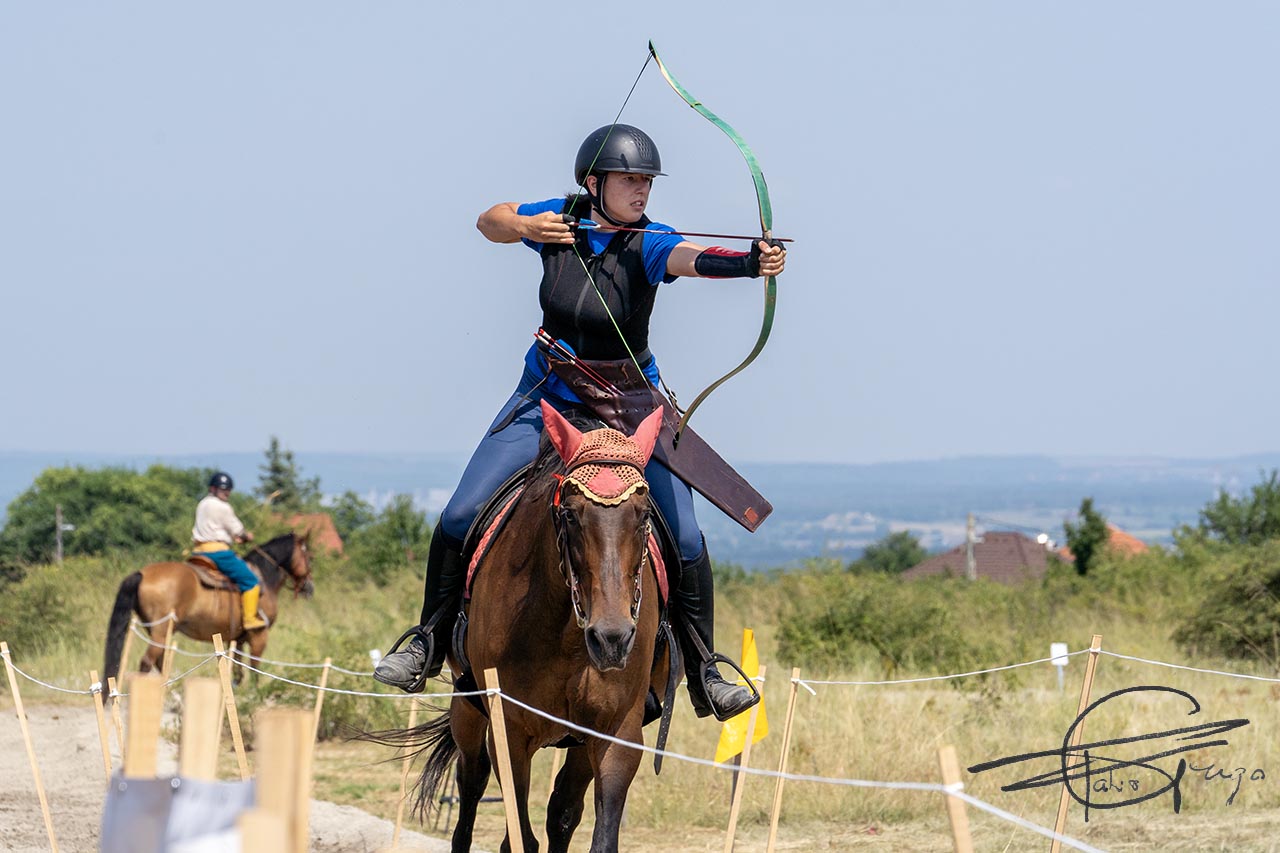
[573, 124, 666, 186]
[574, 125, 666, 226]
[209, 471, 234, 491]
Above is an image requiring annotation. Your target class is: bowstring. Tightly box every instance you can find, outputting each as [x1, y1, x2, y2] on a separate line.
[561, 49, 655, 381]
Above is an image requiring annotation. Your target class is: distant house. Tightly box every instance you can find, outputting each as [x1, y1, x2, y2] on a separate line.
[276, 512, 344, 556]
[901, 531, 1059, 585]
[1056, 523, 1148, 563]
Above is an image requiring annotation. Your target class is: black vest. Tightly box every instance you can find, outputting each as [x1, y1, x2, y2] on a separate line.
[538, 195, 657, 361]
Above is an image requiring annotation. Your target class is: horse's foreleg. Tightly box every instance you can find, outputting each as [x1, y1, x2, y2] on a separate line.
[546, 747, 593, 853]
[245, 632, 268, 686]
[450, 699, 492, 853]
[586, 731, 644, 853]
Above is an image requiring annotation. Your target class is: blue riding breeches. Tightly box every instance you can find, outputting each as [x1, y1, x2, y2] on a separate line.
[202, 550, 259, 592]
[439, 364, 704, 563]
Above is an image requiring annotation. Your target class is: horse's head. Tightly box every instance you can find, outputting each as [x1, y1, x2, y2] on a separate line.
[542, 400, 663, 672]
[287, 531, 316, 599]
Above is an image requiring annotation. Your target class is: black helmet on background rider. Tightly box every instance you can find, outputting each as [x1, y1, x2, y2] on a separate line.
[209, 472, 234, 491]
[573, 124, 666, 186]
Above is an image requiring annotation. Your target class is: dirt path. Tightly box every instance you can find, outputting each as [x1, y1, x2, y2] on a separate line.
[0, 703, 454, 853]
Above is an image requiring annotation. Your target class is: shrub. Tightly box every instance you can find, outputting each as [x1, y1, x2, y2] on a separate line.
[1174, 540, 1280, 666]
[775, 571, 1030, 679]
[343, 496, 431, 586]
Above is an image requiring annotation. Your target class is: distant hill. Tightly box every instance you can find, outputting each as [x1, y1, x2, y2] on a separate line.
[3, 450, 1277, 569]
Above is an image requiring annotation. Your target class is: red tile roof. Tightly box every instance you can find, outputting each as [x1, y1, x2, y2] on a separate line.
[276, 512, 344, 555]
[901, 531, 1057, 585]
[1056, 523, 1148, 562]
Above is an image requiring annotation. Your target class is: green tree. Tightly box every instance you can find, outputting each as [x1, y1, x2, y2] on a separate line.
[255, 436, 321, 512]
[1063, 497, 1109, 577]
[0, 464, 211, 563]
[345, 495, 431, 585]
[1193, 470, 1280, 546]
[848, 530, 927, 575]
[329, 490, 376, 542]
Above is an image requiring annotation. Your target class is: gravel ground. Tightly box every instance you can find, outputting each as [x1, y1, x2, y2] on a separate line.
[0, 703, 455, 853]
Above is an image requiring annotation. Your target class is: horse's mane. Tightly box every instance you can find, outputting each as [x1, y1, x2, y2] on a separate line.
[245, 533, 295, 587]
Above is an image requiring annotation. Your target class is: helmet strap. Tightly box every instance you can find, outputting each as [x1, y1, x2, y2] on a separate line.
[587, 173, 638, 228]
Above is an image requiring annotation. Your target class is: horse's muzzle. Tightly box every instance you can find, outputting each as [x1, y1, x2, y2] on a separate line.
[584, 621, 637, 671]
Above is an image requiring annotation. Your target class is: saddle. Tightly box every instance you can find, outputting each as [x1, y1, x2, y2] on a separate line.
[185, 555, 239, 591]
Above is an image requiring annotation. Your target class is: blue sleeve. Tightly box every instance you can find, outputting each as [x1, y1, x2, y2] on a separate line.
[516, 198, 567, 251]
[642, 221, 684, 285]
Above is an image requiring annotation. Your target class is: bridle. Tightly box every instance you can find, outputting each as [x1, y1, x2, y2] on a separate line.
[248, 535, 312, 598]
[551, 460, 651, 630]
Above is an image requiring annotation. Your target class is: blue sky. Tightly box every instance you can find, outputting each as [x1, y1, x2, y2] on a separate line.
[3, 2, 1276, 464]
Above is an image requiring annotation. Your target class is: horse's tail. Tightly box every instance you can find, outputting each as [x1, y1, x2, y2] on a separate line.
[359, 706, 458, 821]
[103, 571, 142, 686]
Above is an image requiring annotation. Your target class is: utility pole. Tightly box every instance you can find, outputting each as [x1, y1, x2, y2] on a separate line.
[54, 504, 75, 565]
[965, 512, 977, 581]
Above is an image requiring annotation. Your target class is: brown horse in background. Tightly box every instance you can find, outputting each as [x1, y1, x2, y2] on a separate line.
[397, 402, 669, 853]
[102, 533, 314, 685]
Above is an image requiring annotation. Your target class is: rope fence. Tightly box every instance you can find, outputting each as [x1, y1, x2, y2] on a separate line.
[4, 632, 1278, 853]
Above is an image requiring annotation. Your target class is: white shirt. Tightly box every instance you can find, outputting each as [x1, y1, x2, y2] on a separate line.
[192, 494, 246, 545]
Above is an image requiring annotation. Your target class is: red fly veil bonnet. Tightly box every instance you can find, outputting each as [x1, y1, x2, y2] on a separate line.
[541, 400, 662, 505]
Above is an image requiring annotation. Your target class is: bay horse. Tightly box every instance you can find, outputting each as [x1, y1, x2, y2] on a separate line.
[397, 401, 668, 853]
[102, 532, 315, 686]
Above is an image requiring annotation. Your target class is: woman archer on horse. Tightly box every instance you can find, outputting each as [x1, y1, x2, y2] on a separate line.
[375, 124, 786, 722]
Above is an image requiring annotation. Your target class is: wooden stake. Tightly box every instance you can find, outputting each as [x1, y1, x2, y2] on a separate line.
[107, 676, 125, 763]
[124, 674, 165, 779]
[239, 808, 289, 853]
[1051, 634, 1103, 853]
[484, 668, 524, 853]
[2, 642, 60, 852]
[937, 745, 973, 853]
[160, 616, 176, 679]
[766, 667, 802, 853]
[213, 633, 250, 779]
[312, 656, 332, 745]
[724, 665, 765, 853]
[256, 709, 307, 853]
[292, 707, 315, 853]
[392, 698, 420, 848]
[180, 678, 223, 781]
[90, 669, 113, 780]
[117, 616, 137, 685]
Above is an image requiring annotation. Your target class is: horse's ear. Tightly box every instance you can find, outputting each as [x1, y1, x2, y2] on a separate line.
[632, 407, 663, 466]
[541, 400, 583, 464]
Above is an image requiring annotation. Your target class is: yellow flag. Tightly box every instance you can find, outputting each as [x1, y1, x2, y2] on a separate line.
[714, 628, 768, 763]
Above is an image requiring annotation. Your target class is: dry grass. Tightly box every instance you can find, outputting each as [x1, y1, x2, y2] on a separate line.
[300, 641, 1280, 852]
[5, 553, 1280, 850]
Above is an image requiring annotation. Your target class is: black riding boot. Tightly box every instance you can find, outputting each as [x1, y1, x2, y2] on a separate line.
[374, 528, 466, 693]
[675, 542, 760, 721]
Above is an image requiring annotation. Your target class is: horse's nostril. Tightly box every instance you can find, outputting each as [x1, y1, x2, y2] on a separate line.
[585, 623, 636, 670]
